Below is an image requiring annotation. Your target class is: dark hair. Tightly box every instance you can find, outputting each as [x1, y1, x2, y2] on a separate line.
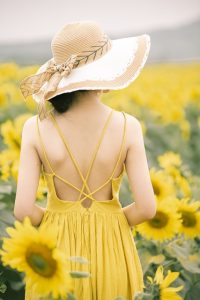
[48, 90, 90, 113]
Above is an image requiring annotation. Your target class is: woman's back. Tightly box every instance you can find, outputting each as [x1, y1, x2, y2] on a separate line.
[36, 104, 128, 204]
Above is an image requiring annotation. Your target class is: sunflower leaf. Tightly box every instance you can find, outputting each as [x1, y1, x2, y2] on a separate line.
[69, 271, 91, 278]
[67, 256, 90, 264]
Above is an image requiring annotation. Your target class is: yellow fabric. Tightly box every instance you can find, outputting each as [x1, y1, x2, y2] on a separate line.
[25, 109, 144, 300]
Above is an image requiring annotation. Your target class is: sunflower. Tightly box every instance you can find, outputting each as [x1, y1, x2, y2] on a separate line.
[175, 174, 192, 198]
[175, 198, 200, 238]
[157, 151, 192, 197]
[157, 151, 182, 170]
[135, 199, 182, 242]
[0, 216, 73, 299]
[1, 113, 33, 151]
[150, 167, 176, 201]
[147, 265, 184, 299]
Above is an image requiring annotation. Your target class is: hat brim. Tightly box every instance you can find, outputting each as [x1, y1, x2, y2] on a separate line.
[32, 34, 150, 103]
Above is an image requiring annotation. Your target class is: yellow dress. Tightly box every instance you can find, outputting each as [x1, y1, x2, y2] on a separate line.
[25, 109, 144, 300]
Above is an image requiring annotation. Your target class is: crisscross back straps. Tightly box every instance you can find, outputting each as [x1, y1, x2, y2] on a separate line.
[49, 109, 114, 201]
[36, 110, 127, 203]
[49, 111, 127, 203]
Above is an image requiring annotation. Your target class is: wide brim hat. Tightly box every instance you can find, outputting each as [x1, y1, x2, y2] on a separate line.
[19, 20, 151, 119]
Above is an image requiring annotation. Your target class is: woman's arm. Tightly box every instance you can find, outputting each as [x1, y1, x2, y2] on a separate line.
[14, 116, 45, 227]
[123, 115, 157, 227]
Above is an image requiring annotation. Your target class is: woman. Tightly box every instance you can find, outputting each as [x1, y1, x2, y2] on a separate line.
[15, 21, 156, 299]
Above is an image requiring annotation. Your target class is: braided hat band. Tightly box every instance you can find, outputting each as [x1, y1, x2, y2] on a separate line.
[19, 21, 151, 120]
[19, 33, 112, 100]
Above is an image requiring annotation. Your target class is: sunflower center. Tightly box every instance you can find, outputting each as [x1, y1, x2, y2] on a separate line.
[148, 211, 168, 228]
[179, 210, 197, 227]
[26, 242, 57, 277]
[153, 183, 160, 196]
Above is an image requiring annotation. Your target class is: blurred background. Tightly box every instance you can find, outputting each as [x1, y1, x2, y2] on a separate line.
[1, 0, 200, 64]
[0, 1, 200, 300]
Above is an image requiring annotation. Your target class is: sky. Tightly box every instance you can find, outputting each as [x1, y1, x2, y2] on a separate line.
[1, 0, 200, 44]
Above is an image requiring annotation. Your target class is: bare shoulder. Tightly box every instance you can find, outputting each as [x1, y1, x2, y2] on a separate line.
[22, 113, 52, 133]
[21, 115, 39, 146]
[114, 110, 140, 126]
[124, 111, 141, 126]
[124, 112, 144, 148]
[22, 114, 39, 131]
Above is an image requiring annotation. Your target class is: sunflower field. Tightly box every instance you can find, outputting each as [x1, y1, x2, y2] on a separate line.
[0, 61, 200, 299]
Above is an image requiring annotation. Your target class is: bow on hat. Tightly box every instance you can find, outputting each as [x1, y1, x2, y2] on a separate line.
[19, 54, 78, 100]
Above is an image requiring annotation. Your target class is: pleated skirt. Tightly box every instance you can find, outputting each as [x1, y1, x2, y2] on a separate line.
[25, 204, 144, 300]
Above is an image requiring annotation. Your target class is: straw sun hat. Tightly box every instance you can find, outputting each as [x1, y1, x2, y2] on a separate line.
[19, 20, 151, 119]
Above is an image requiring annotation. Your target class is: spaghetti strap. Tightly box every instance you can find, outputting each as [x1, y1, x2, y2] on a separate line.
[36, 115, 55, 174]
[49, 109, 114, 201]
[108, 111, 127, 178]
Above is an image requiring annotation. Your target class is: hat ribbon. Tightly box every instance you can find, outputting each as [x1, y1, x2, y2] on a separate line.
[19, 54, 78, 100]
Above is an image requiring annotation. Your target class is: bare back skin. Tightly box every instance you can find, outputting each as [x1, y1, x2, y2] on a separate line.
[14, 90, 156, 226]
